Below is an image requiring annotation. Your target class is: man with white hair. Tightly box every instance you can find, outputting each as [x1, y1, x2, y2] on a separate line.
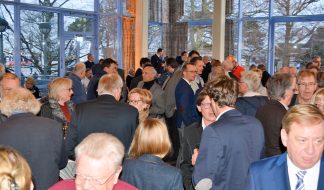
[66, 74, 138, 158]
[50, 133, 138, 190]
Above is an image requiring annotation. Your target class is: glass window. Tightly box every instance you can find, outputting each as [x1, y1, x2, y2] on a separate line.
[64, 16, 93, 33]
[0, 4, 14, 73]
[242, 0, 269, 17]
[183, 0, 214, 20]
[188, 25, 212, 56]
[241, 20, 269, 69]
[100, 0, 117, 14]
[148, 24, 162, 57]
[20, 9, 59, 94]
[99, 15, 118, 59]
[274, 21, 324, 72]
[274, 0, 324, 16]
[20, 0, 94, 11]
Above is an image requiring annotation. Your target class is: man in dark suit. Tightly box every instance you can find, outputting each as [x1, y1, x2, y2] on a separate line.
[84, 53, 95, 69]
[245, 104, 324, 190]
[68, 62, 87, 105]
[201, 56, 212, 83]
[66, 74, 138, 158]
[181, 90, 216, 190]
[151, 48, 164, 74]
[256, 73, 295, 157]
[130, 57, 151, 90]
[0, 88, 67, 190]
[192, 77, 264, 190]
[87, 58, 118, 100]
[175, 62, 200, 167]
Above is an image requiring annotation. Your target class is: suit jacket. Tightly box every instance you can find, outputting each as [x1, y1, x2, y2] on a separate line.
[121, 154, 184, 190]
[151, 54, 163, 74]
[66, 94, 138, 157]
[235, 96, 268, 116]
[0, 113, 67, 190]
[164, 69, 182, 118]
[86, 73, 102, 100]
[192, 109, 264, 190]
[137, 81, 165, 117]
[181, 121, 203, 190]
[68, 73, 87, 105]
[175, 78, 200, 128]
[255, 100, 287, 157]
[245, 153, 324, 190]
[201, 62, 212, 83]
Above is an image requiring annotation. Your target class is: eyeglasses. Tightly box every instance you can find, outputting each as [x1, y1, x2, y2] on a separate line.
[128, 99, 142, 105]
[297, 82, 317, 88]
[75, 171, 115, 186]
[200, 102, 212, 109]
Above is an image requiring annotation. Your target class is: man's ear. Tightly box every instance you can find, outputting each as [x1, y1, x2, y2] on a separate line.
[281, 129, 288, 147]
[197, 105, 202, 113]
[114, 166, 123, 185]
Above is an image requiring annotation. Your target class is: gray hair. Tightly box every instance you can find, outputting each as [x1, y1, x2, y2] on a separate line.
[0, 88, 41, 117]
[75, 133, 125, 169]
[267, 73, 293, 101]
[241, 70, 261, 92]
[97, 74, 123, 95]
[73, 62, 86, 74]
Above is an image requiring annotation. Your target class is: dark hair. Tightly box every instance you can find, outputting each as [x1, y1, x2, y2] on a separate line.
[182, 62, 196, 72]
[101, 58, 117, 70]
[140, 57, 151, 66]
[143, 63, 154, 69]
[190, 56, 203, 65]
[196, 90, 208, 106]
[257, 64, 266, 71]
[205, 76, 238, 107]
[165, 57, 178, 69]
[157, 48, 163, 53]
[188, 50, 200, 57]
[181, 51, 187, 56]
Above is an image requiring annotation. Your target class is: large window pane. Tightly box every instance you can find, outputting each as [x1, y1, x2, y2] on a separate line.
[148, 24, 162, 57]
[20, 0, 94, 11]
[274, 22, 324, 72]
[64, 16, 93, 33]
[241, 20, 268, 69]
[188, 25, 212, 56]
[0, 4, 14, 73]
[20, 10, 59, 94]
[243, 0, 269, 17]
[99, 15, 118, 59]
[274, 0, 324, 16]
[183, 0, 214, 20]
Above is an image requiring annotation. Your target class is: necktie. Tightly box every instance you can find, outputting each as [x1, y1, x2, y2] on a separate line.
[295, 170, 307, 190]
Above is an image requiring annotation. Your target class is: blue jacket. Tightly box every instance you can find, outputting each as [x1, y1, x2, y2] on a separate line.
[121, 154, 184, 190]
[68, 73, 87, 105]
[245, 153, 324, 190]
[175, 78, 200, 128]
[193, 109, 264, 190]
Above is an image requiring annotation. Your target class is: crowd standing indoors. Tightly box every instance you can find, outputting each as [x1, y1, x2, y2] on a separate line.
[0, 53, 322, 190]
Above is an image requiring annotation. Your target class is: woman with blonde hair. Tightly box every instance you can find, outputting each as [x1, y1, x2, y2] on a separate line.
[311, 88, 324, 113]
[128, 88, 152, 122]
[121, 118, 183, 190]
[0, 146, 33, 190]
[40, 77, 74, 137]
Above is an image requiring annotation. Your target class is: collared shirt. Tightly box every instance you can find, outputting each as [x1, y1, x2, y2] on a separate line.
[201, 118, 215, 130]
[190, 76, 204, 94]
[215, 108, 234, 121]
[183, 78, 191, 85]
[287, 154, 320, 190]
[279, 101, 289, 110]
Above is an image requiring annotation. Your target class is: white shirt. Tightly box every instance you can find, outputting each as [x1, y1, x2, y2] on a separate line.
[190, 76, 204, 94]
[287, 154, 320, 190]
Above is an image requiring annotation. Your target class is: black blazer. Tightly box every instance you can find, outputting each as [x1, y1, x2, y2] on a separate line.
[66, 94, 139, 157]
[0, 113, 67, 190]
[255, 100, 287, 157]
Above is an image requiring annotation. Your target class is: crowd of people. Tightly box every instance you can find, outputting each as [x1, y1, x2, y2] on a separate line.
[0, 50, 323, 190]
